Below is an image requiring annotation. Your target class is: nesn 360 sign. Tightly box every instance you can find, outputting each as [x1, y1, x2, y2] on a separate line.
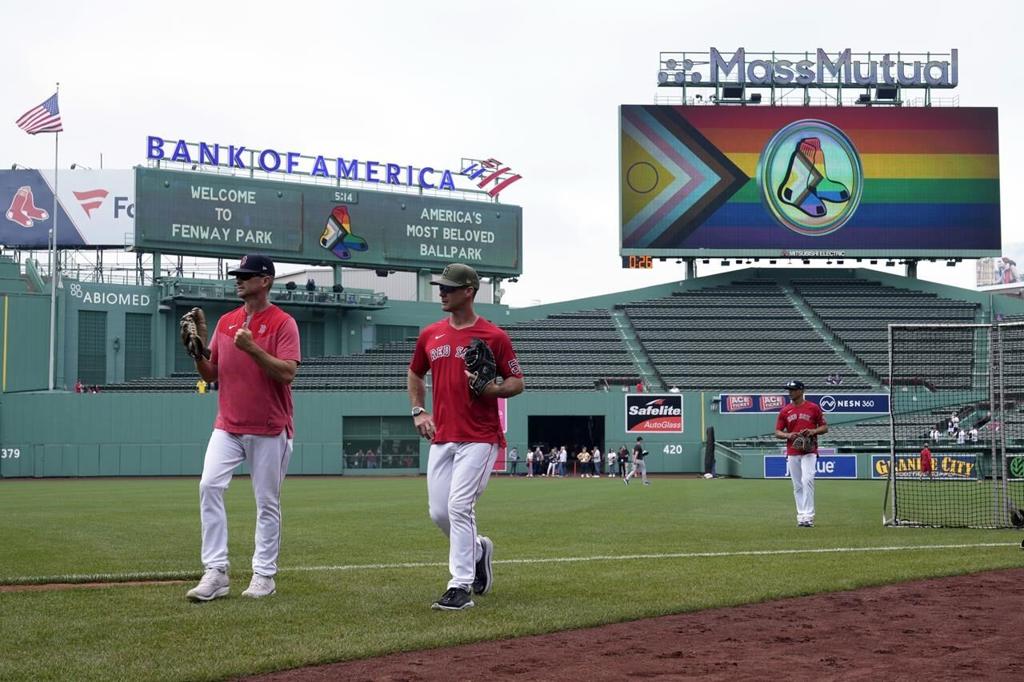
[146, 136, 459, 191]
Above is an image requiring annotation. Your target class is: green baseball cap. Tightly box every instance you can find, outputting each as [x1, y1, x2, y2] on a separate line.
[431, 263, 480, 289]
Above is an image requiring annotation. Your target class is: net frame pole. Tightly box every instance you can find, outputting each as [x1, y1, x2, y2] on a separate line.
[887, 322, 897, 525]
[987, 324, 999, 527]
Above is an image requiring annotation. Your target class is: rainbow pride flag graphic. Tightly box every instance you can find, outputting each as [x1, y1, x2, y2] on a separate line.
[620, 106, 1000, 256]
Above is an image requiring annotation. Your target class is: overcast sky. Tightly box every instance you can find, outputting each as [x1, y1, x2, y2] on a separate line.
[1, 0, 1021, 306]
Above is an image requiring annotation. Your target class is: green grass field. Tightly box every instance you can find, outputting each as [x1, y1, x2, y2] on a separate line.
[2, 475, 1022, 681]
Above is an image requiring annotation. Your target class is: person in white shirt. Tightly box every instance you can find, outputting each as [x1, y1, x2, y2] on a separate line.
[969, 427, 979, 442]
[592, 446, 602, 478]
[558, 446, 568, 477]
[606, 448, 617, 477]
[525, 447, 534, 478]
[956, 429, 966, 445]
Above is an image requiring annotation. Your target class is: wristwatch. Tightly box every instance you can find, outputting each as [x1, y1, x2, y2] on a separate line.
[411, 406, 426, 417]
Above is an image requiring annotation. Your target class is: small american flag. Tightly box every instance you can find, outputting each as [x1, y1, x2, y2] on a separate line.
[16, 93, 63, 135]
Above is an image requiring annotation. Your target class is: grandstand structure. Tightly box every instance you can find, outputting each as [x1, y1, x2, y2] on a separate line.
[96, 270, 988, 396]
[3, 256, 1024, 479]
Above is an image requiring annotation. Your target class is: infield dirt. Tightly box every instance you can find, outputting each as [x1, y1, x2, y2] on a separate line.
[246, 567, 1024, 681]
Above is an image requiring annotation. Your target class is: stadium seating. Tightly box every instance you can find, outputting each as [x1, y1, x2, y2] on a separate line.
[102, 273, 989, 394]
[624, 280, 873, 391]
[792, 278, 980, 389]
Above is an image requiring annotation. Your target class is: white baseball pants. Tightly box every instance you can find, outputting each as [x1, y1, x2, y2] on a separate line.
[427, 442, 498, 591]
[787, 454, 817, 523]
[199, 429, 293, 577]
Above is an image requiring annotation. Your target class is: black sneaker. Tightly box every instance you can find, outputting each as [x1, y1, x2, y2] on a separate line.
[472, 536, 494, 595]
[431, 587, 474, 611]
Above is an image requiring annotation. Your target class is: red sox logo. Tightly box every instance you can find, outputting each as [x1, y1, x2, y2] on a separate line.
[5, 186, 49, 228]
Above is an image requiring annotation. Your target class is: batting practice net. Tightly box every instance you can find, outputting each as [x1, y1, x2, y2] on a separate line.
[885, 322, 1024, 528]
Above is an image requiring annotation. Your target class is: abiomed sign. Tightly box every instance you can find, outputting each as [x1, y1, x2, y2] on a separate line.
[659, 48, 958, 88]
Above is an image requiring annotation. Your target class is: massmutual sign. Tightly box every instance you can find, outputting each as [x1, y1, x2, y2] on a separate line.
[659, 48, 958, 88]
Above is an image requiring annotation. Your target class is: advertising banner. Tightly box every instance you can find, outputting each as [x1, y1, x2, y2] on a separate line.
[134, 168, 522, 276]
[620, 106, 1000, 258]
[719, 393, 889, 414]
[977, 243, 1024, 290]
[0, 170, 134, 248]
[625, 394, 684, 433]
[870, 453, 979, 479]
[764, 450, 857, 479]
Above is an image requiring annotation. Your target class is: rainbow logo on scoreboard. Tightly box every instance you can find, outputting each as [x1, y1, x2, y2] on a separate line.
[620, 106, 1000, 257]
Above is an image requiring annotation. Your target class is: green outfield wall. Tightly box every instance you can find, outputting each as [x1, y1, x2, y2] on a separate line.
[0, 388, 875, 479]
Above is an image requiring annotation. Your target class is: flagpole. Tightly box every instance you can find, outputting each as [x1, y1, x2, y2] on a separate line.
[47, 82, 59, 391]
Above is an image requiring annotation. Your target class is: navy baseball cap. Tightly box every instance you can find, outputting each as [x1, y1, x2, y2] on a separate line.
[228, 254, 275, 277]
[785, 379, 805, 390]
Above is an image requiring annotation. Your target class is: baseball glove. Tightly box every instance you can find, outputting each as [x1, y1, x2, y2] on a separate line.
[790, 434, 816, 453]
[180, 307, 211, 360]
[464, 337, 497, 398]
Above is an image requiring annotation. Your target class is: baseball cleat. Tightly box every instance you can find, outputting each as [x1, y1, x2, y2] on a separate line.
[432, 587, 474, 611]
[186, 568, 230, 602]
[472, 536, 494, 595]
[241, 574, 276, 598]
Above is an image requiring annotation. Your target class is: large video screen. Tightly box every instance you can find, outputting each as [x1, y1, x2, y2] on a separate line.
[620, 106, 1000, 259]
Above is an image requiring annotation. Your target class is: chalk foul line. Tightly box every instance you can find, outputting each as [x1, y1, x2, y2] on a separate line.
[2, 542, 1014, 587]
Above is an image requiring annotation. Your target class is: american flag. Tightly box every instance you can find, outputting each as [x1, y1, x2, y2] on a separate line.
[16, 93, 63, 135]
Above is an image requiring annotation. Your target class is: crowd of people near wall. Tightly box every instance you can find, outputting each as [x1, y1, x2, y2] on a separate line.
[515, 440, 647, 482]
[343, 442, 421, 469]
[929, 411, 981, 445]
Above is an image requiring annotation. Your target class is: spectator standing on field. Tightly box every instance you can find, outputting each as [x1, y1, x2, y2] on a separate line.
[558, 446, 568, 477]
[618, 445, 630, 478]
[526, 447, 535, 477]
[592, 446, 602, 477]
[508, 446, 519, 476]
[578, 447, 591, 477]
[545, 448, 558, 478]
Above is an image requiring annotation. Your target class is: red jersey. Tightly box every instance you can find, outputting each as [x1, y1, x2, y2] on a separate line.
[409, 317, 522, 446]
[776, 400, 826, 456]
[209, 304, 301, 437]
[920, 447, 932, 472]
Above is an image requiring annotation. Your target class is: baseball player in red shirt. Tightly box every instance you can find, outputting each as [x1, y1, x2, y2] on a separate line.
[774, 380, 828, 527]
[920, 443, 934, 480]
[407, 263, 525, 611]
[185, 254, 301, 601]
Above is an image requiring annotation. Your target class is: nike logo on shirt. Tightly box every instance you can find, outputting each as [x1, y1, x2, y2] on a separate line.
[435, 334, 446, 339]
[228, 324, 238, 330]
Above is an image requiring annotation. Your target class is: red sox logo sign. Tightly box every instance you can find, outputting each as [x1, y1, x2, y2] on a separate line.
[5, 186, 49, 228]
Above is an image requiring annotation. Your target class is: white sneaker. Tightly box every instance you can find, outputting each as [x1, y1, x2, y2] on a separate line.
[186, 568, 230, 602]
[241, 574, 276, 598]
